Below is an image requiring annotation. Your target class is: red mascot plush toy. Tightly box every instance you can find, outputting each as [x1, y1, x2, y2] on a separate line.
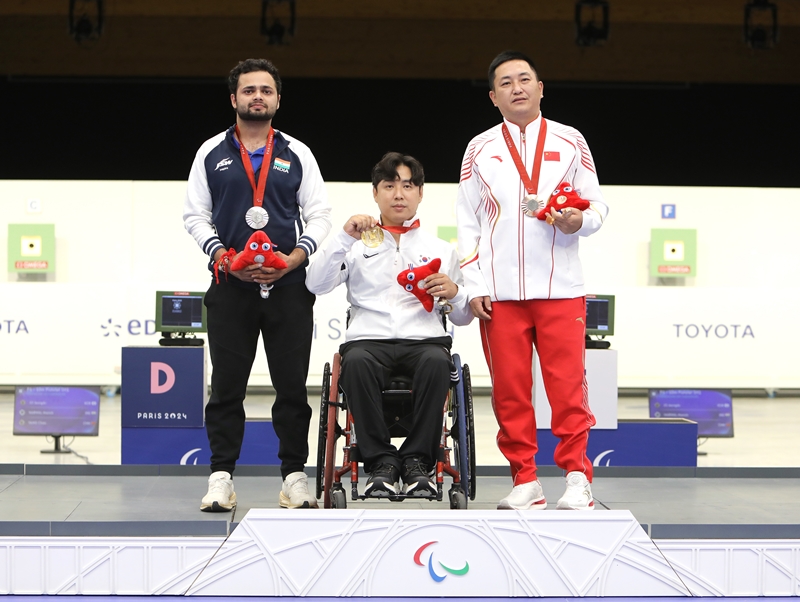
[229, 231, 287, 271]
[215, 231, 287, 283]
[537, 182, 590, 224]
[397, 258, 442, 312]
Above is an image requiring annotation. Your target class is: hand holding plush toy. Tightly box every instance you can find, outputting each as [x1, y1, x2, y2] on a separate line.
[536, 182, 590, 224]
[215, 231, 287, 284]
[229, 231, 287, 271]
[397, 258, 442, 312]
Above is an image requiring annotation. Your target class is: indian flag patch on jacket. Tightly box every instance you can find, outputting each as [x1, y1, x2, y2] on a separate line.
[273, 158, 291, 173]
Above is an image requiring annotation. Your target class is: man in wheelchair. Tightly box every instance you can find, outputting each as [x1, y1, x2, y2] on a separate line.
[306, 152, 473, 497]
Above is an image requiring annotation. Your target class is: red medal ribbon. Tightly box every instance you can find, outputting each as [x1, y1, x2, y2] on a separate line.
[381, 219, 420, 234]
[235, 125, 275, 208]
[501, 117, 548, 196]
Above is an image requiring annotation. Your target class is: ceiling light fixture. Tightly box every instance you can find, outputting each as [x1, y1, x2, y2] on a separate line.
[744, 0, 778, 49]
[261, 0, 296, 45]
[68, 0, 103, 43]
[575, 0, 609, 47]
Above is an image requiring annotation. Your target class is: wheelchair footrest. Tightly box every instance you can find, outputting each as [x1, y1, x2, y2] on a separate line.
[356, 492, 440, 502]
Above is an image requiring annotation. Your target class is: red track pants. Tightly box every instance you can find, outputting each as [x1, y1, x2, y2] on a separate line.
[480, 297, 595, 484]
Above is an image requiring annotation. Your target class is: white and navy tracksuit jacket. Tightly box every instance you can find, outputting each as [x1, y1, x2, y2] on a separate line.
[184, 125, 332, 289]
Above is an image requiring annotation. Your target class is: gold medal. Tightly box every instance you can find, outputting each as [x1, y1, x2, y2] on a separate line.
[521, 194, 544, 217]
[556, 195, 568, 205]
[361, 226, 384, 248]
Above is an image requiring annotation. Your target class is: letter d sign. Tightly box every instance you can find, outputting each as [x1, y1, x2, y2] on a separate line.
[151, 362, 176, 394]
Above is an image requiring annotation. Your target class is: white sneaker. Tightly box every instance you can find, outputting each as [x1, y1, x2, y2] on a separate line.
[279, 471, 319, 509]
[200, 471, 236, 512]
[498, 480, 547, 510]
[557, 471, 594, 510]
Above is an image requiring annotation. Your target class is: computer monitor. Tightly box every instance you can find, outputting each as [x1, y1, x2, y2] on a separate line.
[155, 291, 207, 333]
[648, 388, 734, 438]
[14, 386, 100, 452]
[586, 294, 615, 337]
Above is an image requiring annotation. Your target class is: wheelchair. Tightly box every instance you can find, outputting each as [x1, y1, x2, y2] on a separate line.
[316, 351, 476, 509]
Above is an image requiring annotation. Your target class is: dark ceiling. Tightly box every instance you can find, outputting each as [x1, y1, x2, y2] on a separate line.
[2, 0, 799, 83]
[1, 1, 799, 186]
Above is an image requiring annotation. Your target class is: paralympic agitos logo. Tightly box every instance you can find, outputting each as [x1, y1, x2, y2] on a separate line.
[413, 541, 469, 582]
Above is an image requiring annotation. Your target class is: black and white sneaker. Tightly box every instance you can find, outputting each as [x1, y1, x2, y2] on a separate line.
[402, 457, 437, 498]
[200, 470, 236, 512]
[364, 463, 400, 497]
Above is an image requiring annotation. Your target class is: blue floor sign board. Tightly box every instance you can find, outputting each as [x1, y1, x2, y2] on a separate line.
[536, 419, 698, 467]
[121, 420, 279, 465]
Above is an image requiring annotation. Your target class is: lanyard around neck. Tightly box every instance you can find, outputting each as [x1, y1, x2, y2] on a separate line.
[501, 118, 547, 196]
[381, 219, 420, 234]
[235, 125, 275, 208]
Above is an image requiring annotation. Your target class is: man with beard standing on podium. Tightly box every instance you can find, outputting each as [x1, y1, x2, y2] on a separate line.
[184, 58, 332, 511]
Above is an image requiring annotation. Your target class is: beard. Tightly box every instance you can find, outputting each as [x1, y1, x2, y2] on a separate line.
[236, 104, 276, 122]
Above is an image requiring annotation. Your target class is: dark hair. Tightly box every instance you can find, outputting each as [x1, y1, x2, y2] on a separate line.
[371, 152, 425, 188]
[488, 51, 539, 90]
[228, 58, 282, 95]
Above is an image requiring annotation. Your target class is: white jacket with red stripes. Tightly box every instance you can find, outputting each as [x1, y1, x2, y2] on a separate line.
[456, 114, 609, 302]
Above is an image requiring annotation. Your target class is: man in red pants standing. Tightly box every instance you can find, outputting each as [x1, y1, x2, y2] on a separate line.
[456, 51, 609, 510]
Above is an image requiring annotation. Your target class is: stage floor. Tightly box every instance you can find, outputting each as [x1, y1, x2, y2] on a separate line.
[1, 466, 799, 540]
[2, 390, 800, 542]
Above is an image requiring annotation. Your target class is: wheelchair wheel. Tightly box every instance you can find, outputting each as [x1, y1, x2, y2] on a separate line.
[449, 487, 468, 509]
[323, 353, 342, 509]
[463, 363, 477, 500]
[315, 362, 331, 500]
[452, 354, 471, 500]
[331, 488, 347, 509]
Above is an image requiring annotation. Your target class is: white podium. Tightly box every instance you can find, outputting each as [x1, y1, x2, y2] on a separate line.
[2, 508, 798, 596]
[185, 509, 688, 597]
[534, 348, 618, 429]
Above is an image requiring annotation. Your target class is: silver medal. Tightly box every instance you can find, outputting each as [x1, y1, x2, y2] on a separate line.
[245, 206, 269, 229]
[259, 283, 273, 299]
[521, 194, 544, 217]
